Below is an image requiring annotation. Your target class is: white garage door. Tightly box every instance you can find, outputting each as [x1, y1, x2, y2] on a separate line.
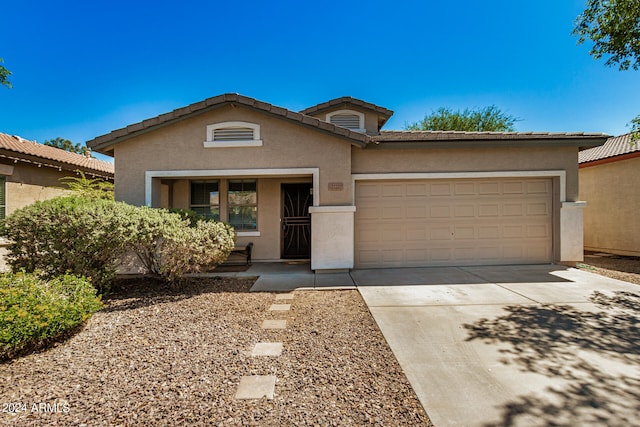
[355, 178, 553, 268]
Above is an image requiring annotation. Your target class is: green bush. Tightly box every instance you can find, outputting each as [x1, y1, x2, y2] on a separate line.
[3, 196, 236, 288]
[3, 196, 136, 293]
[0, 272, 102, 360]
[129, 208, 235, 282]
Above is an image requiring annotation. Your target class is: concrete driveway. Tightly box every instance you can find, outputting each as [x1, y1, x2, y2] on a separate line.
[356, 265, 640, 427]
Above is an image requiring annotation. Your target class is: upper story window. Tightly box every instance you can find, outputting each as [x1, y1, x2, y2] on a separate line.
[204, 121, 262, 148]
[326, 110, 366, 133]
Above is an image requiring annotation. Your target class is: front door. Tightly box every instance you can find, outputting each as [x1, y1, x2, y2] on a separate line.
[281, 183, 312, 259]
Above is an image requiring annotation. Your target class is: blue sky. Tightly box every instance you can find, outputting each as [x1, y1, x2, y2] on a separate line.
[1, 0, 638, 161]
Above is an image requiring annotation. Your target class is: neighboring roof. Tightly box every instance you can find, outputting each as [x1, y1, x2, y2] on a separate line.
[87, 93, 370, 153]
[579, 133, 640, 164]
[0, 133, 114, 178]
[372, 130, 609, 148]
[299, 96, 394, 127]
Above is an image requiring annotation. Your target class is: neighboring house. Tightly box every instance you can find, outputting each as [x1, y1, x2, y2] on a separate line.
[87, 94, 607, 272]
[579, 133, 640, 256]
[0, 132, 114, 218]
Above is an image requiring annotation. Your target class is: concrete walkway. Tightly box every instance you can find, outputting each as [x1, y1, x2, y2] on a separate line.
[357, 265, 640, 427]
[213, 262, 356, 291]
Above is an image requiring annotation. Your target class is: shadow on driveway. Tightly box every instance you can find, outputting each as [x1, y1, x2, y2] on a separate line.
[464, 291, 640, 426]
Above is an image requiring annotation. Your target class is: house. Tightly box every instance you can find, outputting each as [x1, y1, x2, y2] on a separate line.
[87, 94, 607, 272]
[0, 132, 114, 218]
[579, 133, 640, 256]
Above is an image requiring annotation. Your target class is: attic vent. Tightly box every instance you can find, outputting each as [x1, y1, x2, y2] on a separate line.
[214, 127, 254, 141]
[204, 121, 263, 148]
[326, 109, 365, 132]
[330, 114, 361, 129]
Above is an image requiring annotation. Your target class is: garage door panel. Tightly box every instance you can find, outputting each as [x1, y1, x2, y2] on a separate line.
[355, 178, 553, 268]
[430, 183, 452, 196]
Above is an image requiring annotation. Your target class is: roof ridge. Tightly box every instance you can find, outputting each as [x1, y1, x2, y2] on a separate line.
[299, 96, 394, 118]
[87, 93, 371, 152]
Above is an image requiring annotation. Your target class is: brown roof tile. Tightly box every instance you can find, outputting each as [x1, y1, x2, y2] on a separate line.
[300, 96, 394, 119]
[0, 133, 114, 178]
[87, 93, 370, 152]
[375, 130, 609, 142]
[578, 133, 639, 163]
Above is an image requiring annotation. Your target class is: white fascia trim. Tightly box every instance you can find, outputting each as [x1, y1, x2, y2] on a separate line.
[352, 170, 567, 202]
[145, 168, 320, 207]
[203, 140, 263, 148]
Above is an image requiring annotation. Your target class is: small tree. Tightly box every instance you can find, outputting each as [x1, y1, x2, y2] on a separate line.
[406, 106, 518, 132]
[574, 0, 640, 141]
[59, 171, 114, 200]
[0, 57, 11, 89]
[44, 137, 92, 157]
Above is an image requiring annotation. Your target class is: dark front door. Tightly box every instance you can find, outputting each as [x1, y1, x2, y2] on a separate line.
[281, 183, 312, 259]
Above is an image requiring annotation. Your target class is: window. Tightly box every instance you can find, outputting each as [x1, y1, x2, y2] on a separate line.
[326, 110, 365, 133]
[190, 180, 219, 220]
[228, 180, 257, 230]
[0, 176, 5, 220]
[204, 121, 262, 147]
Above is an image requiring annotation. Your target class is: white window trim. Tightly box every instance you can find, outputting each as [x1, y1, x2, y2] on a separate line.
[204, 121, 263, 148]
[326, 109, 366, 133]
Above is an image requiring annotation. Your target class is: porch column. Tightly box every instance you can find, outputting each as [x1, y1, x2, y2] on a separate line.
[309, 206, 356, 271]
[560, 201, 587, 262]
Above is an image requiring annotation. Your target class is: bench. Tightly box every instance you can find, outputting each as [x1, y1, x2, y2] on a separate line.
[229, 242, 253, 265]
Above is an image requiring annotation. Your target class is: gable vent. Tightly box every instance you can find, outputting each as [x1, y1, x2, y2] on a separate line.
[330, 114, 361, 129]
[213, 127, 255, 141]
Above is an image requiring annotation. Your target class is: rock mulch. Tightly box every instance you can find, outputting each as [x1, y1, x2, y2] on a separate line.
[0, 277, 432, 426]
[579, 251, 640, 286]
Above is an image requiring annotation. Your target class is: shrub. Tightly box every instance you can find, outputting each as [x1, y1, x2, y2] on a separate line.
[3, 196, 236, 288]
[3, 196, 136, 293]
[129, 208, 235, 282]
[0, 272, 102, 360]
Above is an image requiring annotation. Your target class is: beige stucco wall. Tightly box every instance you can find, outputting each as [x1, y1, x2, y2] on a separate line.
[113, 105, 353, 207]
[352, 145, 580, 201]
[0, 161, 74, 216]
[579, 157, 640, 256]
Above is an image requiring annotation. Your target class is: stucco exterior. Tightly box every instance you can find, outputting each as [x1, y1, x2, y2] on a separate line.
[579, 156, 640, 256]
[87, 94, 606, 271]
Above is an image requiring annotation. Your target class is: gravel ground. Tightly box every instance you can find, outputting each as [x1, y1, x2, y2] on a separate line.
[578, 251, 640, 286]
[0, 277, 431, 426]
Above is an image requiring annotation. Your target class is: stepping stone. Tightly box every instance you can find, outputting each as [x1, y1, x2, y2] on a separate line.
[261, 319, 287, 329]
[275, 293, 294, 300]
[269, 304, 291, 311]
[234, 375, 276, 400]
[251, 342, 283, 357]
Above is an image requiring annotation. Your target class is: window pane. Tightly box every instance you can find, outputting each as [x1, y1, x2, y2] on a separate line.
[191, 180, 219, 206]
[228, 206, 257, 230]
[229, 180, 257, 206]
[191, 206, 220, 221]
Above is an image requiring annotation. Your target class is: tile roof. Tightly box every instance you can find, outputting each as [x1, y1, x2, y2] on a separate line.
[0, 133, 114, 178]
[578, 133, 640, 164]
[375, 130, 609, 142]
[299, 96, 394, 120]
[87, 93, 370, 152]
[86, 93, 609, 153]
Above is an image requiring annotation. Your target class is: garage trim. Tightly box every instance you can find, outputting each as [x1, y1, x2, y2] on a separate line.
[351, 170, 567, 203]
